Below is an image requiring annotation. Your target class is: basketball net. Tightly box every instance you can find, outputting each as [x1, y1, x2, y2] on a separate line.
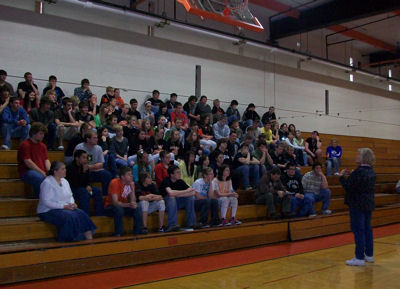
[222, 0, 248, 20]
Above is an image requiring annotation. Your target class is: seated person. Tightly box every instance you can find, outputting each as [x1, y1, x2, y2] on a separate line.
[74, 78, 92, 102]
[165, 129, 184, 160]
[260, 121, 274, 146]
[123, 115, 139, 140]
[0, 86, 11, 115]
[170, 102, 188, 130]
[194, 155, 210, 180]
[75, 101, 96, 128]
[178, 151, 196, 187]
[94, 103, 113, 128]
[155, 102, 170, 126]
[105, 114, 118, 138]
[127, 130, 149, 166]
[111, 125, 129, 168]
[193, 167, 220, 227]
[148, 89, 164, 114]
[21, 90, 39, 114]
[195, 95, 212, 122]
[74, 131, 112, 196]
[255, 167, 289, 220]
[325, 139, 342, 176]
[141, 100, 155, 125]
[159, 165, 197, 232]
[302, 162, 332, 216]
[29, 96, 57, 150]
[253, 141, 273, 175]
[132, 151, 153, 183]
[226, 99, 240, 125]
[66, 150, 104, 216]
[17, 72, 39, 99]
[232, 143, 260, 190]
[0, 69, 14, 95]
[37, 161, 96, 242]
[278, 123, 289, 141]
[261, 106, 276, 125]
[281, 163, 312, 217]
[1, 96, 30, 150]
[242, 103, 260, 128]
[104, 167, 144, 236]
[97, 127, 117, 178]
[117, 103, 130, 125]
[88, 94, 99, 117]
[166, 93, 177, 114]
[18, 122, 50, 198]
[270, 143, 287, 169]
[154, 150, 171, 187]
[212, 115, 230, 140]
[227, 131, 239, 160]
[212, 165, 241, 226]
[211, 98, 225, 124]
[184, 127, 203, 156]
[305, 130, 322, 165]
[128, 98, 142, 125]
[293, 130, 307, 166]
[55, 97, 80, 150]
[64, 123, 91, 164]
[183, 95, 200, 123]
[113, 88, 124, 109]
[211, 151, 225, 177]
[229, 120, 243, 141]
[136, 172, 165, 233]
[100, 86, 115, 104]
[141, 118, 154, 141]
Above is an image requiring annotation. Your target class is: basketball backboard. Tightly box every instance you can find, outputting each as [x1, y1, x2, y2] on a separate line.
[177, 0, 264, 32]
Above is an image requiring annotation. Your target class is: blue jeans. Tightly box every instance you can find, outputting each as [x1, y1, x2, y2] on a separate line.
[46, 122, 57, 149]
[305, 188, 331, 214]
[21, 170, 45, 198]
[1, 123, 29, 148]
[104, 153, 117, 178]
[104, 205, 143, 236]
[227, 114, 238, 125]
[164, 195, 196, 228]
[326, 158, 341, 176]
[290, 194, 313, 217]
[89, 169, 112, 196]
[115, 158, 129, 168]
[235, 164, 260, 188]
[72, 187, 104, 216]
[350, 209, 373, 259]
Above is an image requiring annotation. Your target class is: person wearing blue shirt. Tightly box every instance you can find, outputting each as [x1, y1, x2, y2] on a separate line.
[1, 97, 30, 150]
[325, 139, 342, 176]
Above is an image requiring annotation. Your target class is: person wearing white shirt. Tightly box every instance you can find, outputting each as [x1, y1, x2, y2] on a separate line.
[37, 161, 97, 242]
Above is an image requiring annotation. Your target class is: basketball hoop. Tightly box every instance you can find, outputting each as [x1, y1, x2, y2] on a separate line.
[222, 0, 251, 21]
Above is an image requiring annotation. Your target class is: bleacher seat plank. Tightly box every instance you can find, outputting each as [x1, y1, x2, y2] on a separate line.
[289, 205, 400, 240]
[0, 221, 287, 284]
[0, 150, 64, 164]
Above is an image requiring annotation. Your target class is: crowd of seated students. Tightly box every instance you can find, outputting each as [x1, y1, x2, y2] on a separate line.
[0, 70, 340, 241]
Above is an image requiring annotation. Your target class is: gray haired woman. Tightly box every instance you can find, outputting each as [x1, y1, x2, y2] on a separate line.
[340, 148, 376, 266]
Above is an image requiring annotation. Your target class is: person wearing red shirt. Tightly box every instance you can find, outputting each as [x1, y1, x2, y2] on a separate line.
[170, 102, 188, 130]
[154, 150, 170, 187]
[18, 122, 51, 198]
[104, 167, 144, 236]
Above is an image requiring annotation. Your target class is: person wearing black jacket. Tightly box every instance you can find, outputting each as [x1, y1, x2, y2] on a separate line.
[66, 150, 104, 216]
[340, 148, 376, 267]
[281, 163, 311, 217]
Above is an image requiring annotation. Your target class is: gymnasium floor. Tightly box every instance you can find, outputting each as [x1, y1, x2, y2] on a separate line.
[4, 224, 400, 289]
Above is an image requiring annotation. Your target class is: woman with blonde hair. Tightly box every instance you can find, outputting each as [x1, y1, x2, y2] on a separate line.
[94, 103, 112, 128]
[340, 148, 376, 266]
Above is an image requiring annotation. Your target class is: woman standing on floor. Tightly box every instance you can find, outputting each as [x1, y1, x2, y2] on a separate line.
[339, 148, 376, 266]
[37, 161, 97, 242]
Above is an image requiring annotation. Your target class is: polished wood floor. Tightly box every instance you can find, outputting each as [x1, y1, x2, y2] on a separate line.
[125, 234, 400, 289]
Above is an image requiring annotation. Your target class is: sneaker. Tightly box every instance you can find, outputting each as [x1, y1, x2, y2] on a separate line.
[1, 145, 9, 150]
[201, 223, 211, 229]
[309, 213, 317, 218]
[166, 225, 180, 232]
[323, 209, 332, 215]
[245, 187, 253, 191]
[141, 227, 148, 234]
[218, 218, 230, 226]
[346, 258, 365, 266]
[57, 145, 64, 151]
[334, 172, 340, 176]
[158, 226, 166, 233]
[229, 217, 242, 225]
[192, 223, 203, 229]
[365, 255, 374, 263]
[269, 213, 281, 220]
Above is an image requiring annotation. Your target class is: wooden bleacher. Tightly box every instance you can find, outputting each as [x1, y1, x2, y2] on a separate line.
[0, 133, 399, 284]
